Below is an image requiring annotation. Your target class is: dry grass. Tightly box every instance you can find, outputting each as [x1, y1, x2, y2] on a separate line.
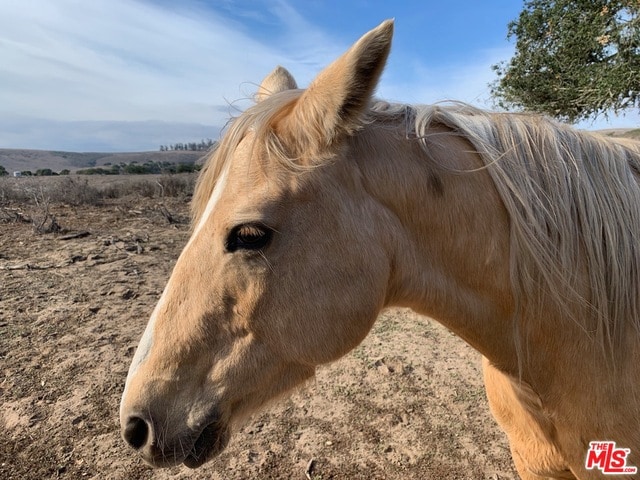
[0, 174, 195, 207]
[0, 174, 196, 233]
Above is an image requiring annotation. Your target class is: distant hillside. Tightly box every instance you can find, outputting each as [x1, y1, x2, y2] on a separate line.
[2, 128, 640, 174]
[596, 128, 640, 141]
[0, 149, 206, 174]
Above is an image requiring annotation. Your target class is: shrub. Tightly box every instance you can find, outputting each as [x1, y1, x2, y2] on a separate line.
[157, 175, 193, 197]
[51, 177, 102, 205]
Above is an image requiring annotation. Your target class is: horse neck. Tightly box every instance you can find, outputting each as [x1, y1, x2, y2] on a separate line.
[350, 124, 519, 373]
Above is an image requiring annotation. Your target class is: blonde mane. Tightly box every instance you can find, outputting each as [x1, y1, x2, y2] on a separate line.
[413, 104, 640, 357]
[194, 99, 640, 355]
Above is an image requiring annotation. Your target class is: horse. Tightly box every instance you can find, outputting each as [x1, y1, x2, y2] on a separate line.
[119, 20, 640, 479]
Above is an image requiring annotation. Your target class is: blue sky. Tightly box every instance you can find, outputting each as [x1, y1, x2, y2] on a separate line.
[1, 0, 638, 152]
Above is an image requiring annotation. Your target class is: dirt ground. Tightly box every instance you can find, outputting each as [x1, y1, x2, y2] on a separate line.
[0, 177, 518, 479]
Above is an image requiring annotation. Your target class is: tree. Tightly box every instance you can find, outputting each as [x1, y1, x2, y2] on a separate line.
[491, 0, 640, 122]
[0, 165, 7, 176]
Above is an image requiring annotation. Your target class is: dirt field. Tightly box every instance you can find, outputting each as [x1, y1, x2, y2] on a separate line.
[0, 175, 518, 479]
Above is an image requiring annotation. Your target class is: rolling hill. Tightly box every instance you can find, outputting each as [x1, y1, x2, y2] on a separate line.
[0, 149, 206, 175]
[2, 127, 640, 175]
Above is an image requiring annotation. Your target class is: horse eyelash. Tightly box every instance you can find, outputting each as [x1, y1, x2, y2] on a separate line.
[225, 223, 273, 252]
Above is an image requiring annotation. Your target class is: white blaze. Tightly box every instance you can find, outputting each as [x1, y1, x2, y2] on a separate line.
[120, 164, 231, 415]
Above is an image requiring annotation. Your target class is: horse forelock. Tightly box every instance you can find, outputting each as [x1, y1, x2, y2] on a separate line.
[190, 89, 306, 227]
[412, 104, 640, 357]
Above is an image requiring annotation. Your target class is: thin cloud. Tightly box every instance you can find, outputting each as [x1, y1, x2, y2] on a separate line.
[378, 45, 515, 108]
[0, 0, 291, 124]
[0, 0, 349, 150]
[2, 1, 634, 152]
[0, 116, 217, 152]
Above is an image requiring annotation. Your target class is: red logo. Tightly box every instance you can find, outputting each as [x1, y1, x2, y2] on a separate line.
[585, 441, 637, 475]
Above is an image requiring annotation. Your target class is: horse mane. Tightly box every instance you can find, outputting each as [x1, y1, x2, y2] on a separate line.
[193, 95, 640, 356]
[413, 104, 640, 356]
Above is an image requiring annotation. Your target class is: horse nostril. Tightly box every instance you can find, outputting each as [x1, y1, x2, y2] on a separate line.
[123, 416, 150, 450]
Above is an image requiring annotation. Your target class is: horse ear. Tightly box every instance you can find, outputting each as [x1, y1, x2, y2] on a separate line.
[256, 66, 298, 102]
[278, 19, 394, 156]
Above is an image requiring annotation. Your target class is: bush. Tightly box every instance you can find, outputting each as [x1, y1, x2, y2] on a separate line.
[157, 175, 194, 197]
[75, 167, 117, 175]
[57, 177, 102, 205]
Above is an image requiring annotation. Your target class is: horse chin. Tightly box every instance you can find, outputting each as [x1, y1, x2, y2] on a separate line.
[183, 422, 231, 469]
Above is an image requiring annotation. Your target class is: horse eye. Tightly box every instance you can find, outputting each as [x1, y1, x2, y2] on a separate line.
[226, 224, 273, 252]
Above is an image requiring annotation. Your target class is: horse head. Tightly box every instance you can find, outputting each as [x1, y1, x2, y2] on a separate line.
[119, 20, 397, 468]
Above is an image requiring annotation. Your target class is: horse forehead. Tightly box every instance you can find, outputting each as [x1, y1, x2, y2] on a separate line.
[222, 141, 292, 195]
[225, 132, 272, 178]
[219, 128, 325, 207]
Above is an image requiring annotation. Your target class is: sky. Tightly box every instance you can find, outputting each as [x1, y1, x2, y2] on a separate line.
[1, 0, 638, 152]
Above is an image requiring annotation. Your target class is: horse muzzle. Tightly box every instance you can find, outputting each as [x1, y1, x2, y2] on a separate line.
[121, 410, 231, 468]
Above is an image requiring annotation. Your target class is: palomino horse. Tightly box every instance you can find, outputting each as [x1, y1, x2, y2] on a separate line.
[120, 20, 640, 479]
